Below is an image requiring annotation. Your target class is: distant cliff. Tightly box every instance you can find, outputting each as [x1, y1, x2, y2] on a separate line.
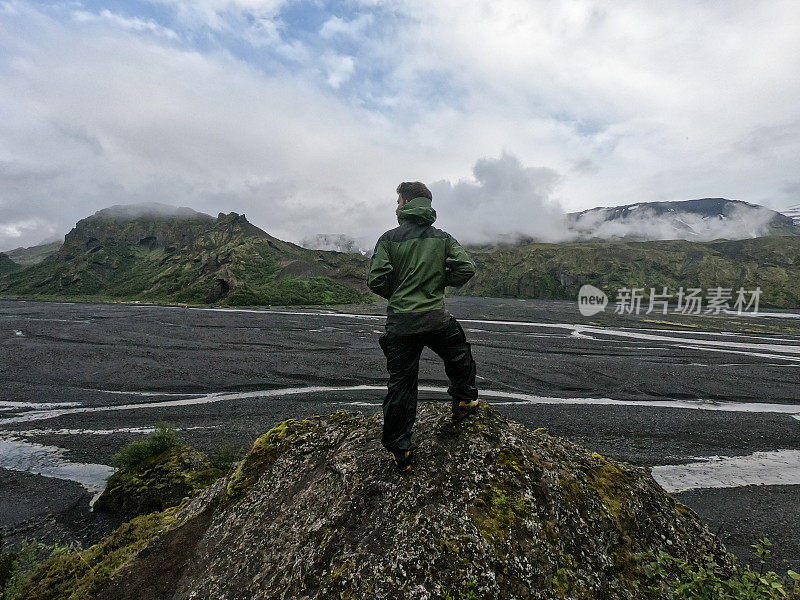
[2, 241, 61, 267]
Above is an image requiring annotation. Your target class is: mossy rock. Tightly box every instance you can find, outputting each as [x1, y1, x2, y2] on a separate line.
[16, 502, 189, 600]
[224, 412, 361, 501]
[18, 405, 745, 600]
[95, 445, 222, 518]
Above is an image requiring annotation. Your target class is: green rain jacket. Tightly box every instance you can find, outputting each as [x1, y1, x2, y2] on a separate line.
[367, 196, 476, 335]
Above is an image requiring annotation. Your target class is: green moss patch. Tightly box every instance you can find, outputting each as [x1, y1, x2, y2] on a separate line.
[96, 443, 221, 518]
[552, 567, 571, 598]
[16, 506, 183, 600]
[468, 479, 530, 543]
[442, 577, 481, 600]
[225, 418, 313, 501]
[588, 455, 633, 521]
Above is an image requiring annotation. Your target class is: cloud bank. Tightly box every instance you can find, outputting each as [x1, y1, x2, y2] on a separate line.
[431, 153, 565, 244]
[1, 0, 799, 251]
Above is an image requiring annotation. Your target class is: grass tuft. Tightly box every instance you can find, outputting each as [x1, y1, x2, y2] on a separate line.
[110, 421, 180, 471]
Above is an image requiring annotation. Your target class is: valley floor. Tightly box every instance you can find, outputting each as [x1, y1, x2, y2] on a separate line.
[0, 297, 798, 570]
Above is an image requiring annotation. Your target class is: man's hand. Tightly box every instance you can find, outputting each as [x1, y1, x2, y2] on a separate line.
[445, 237, 476, 287]
[367, 238, 394, 298]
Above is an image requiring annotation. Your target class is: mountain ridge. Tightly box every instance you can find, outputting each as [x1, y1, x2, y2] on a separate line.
[461, 235, 800, 308]
[566, 198, 797, 241]
[0, 205, 370, 306]
[4, 199, 800, 307]
[5, 198, 796, 268]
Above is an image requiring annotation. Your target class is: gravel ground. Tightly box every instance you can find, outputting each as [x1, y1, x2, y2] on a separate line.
[1, 297, 798, 569]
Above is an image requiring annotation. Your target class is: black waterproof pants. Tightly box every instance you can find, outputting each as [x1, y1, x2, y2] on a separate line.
[378, 315, 478, 453]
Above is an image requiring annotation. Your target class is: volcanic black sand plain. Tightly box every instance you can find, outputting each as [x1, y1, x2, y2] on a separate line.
[1, 297, 799, 569]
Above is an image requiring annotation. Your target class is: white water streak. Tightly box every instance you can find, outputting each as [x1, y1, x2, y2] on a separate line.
[652, 450, 800, 492]
[184, 307, 800, 362]
[0, 437, 114, 495]
[0, 401, 82, 409]
[3, 385, 798, 426]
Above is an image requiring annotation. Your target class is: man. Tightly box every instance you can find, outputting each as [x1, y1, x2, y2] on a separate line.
[368, 181, 479, 472]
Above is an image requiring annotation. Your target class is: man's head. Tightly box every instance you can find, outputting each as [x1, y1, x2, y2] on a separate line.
[396, 181, 432, 215]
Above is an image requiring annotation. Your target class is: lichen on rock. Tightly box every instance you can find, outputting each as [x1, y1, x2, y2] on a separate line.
[225, 417, 315, 500]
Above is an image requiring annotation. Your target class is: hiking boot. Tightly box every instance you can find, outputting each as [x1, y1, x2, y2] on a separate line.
[392, 450, 413, 473]
[452, 399, 479, 421]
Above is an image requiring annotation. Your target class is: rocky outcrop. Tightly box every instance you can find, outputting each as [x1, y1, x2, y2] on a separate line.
[58, 203, 215, 259]
[21, 402, 737, 600]
[94, 446, 222, 519]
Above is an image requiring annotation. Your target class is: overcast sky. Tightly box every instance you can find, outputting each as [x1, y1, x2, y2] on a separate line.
[1, 0, 799, 250]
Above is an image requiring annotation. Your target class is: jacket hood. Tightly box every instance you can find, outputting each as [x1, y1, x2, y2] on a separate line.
[397, 196, 437, 226]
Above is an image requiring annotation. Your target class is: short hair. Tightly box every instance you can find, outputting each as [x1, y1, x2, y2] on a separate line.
[396, 181, 432, 203]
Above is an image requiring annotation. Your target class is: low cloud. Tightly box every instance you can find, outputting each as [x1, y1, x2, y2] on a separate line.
[299, 233, 371, 256]
[2, 1, 799, 252]
[430, 154, 789, 245]
[93, 202, 212, 222]
[431, 153, 566, 244]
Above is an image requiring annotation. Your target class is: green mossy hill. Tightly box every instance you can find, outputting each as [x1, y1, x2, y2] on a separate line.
[20, 404, 745, 600]
[0, 253, 21, 276]
[94, 444, 222, 519]
[0, 204, 371, 306]
[461, 235, 800, 308]
[2, 241, 62, 267]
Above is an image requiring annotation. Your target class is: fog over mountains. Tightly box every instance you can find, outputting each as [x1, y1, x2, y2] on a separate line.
[2, 197, 797, 268]
[2, 156, 797, 254]
[299, 233, 371, 256]
[565, 198, 796, 242]
[783, 204, 800, 226]
[307, 197, 797, 253]
[89, 202, 213, 223]
[3, 199, 800, 308]
[425, 155, 798, 244]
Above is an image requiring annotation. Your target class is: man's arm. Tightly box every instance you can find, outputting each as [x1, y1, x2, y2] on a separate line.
[445, 236, 476, 287]
[367, 239, 394, 298]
